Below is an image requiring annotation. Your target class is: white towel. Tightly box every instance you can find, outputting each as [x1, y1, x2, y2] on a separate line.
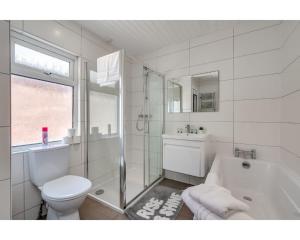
[194, 203, 222, 220]
[182, 187, 252, 220]
[96, 51, 120, 87]
[182, 188, 221, 220]
[189, 184, 249, 218]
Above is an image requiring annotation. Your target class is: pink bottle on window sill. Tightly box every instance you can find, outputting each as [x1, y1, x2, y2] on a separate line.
[42, 127, 48, 145]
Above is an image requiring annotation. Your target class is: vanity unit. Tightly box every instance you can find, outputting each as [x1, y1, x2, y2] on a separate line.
[162, 134, 211, 177]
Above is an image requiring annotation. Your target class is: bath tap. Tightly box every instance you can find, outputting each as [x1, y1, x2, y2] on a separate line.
[234, 148, 256, 159]
[185, 124, 191, 134]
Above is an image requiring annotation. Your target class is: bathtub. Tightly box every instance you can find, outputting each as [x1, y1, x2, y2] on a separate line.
[207, 154, 300, 219]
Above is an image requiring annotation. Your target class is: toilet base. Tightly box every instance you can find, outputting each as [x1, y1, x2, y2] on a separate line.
[47, 207, 80, 220]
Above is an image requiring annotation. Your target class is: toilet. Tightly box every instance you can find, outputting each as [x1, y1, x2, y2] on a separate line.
[28, 144, 92, 220]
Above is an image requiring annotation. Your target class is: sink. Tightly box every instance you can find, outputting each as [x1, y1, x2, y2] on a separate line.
[162, 133, 209, 141]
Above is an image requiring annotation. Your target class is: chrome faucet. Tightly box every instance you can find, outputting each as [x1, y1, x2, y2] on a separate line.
[185, 124, 191, 134]
[234, 148, 256, 159]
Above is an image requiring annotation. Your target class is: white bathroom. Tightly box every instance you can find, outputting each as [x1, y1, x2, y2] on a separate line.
[0, 0, 299, 239]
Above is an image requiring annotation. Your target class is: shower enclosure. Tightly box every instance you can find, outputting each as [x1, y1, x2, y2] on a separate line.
[86, 51, 164, 210]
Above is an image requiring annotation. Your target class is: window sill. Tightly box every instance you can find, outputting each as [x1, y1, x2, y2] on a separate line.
[12, 138, 81, 154]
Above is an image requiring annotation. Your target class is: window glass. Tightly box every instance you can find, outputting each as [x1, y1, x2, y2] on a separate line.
[14, 43, 70, 77]
[11, 75, 73, 146]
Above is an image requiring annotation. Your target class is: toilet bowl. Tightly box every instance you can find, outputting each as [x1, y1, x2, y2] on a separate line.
[28, 144, 92, 220]
[41, 175, 92, 220]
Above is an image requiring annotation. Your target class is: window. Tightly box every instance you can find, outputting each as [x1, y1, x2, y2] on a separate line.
[14, 44, 70, 77]
[11, 33, 76, 146]
[11, 75, 73, 146]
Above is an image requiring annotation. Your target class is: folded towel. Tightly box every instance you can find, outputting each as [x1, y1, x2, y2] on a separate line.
[194, 203, 222, 220]
[189, 184, 249, 218]
[182, 188, 220, 220]
[182, 187, 252, 220]
[96, 51, 121, 87]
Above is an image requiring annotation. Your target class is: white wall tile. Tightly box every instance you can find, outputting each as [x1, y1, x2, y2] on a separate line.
[214, 142, 234, 156]
[189, 59, 233, 81]
[190, 28, 233, 48]
[12, 212, 25, 220]
[70, 144, 82, 167]
[166, 112, 189, 122]
[234, 99, 280, 123]
[281, 24, 300, 68]
[190, 38, 233, 66]
[0, 179, 10, 219]
[281, 57, 300, 96]
[234, 24, 285, 57]
[155, 40, 189, 57]
[23, 20, 81, 55]
[234, 122, 280, 146]
[281, 123, 300, 156]
[0, 73, 10, 126]
[234, 74, 281, 100]
[165, 67, 189, 79]
[11, 153, 24, 185]
[190, 121, 233, 143]
[0, 21, 10, 74]
[0, 127, 10, 180]
[157, 50, 189, 73]
[220, 80, 233, 101]
[81, 37, 110, 62]
[25, 205, 40, 220]
[24, 181, 41, 210]
[165, 121, 189, 134]
[234, 50, 281, 78]
[189, 101, 233, 122]
[69, 164, 84, 177]
[281, 91, 300, 123]
[23, 154, 30, 182]
[12, 184, 24, 215]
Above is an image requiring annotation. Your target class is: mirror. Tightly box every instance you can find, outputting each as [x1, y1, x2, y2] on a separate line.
[167, 71, 219, 113]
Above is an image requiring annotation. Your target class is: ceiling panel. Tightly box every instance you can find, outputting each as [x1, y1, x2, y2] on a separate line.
[77, 20, 237, 56]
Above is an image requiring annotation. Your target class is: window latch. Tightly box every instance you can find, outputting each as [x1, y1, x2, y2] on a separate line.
[44, 71, 52, 76]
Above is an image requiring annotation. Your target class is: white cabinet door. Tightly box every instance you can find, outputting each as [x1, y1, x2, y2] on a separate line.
[163, 139, 207, 177]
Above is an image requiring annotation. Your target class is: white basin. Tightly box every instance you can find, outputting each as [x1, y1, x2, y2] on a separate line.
[162, 133, 209, 141]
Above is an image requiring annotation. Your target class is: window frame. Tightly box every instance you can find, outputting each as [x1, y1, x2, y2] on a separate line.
[11, 31, 76, 87]
[10, 31, 79, 148]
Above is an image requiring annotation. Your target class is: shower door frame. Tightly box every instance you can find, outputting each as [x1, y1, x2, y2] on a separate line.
[124, 66, 165, 209]
[86, 57, 165, 210]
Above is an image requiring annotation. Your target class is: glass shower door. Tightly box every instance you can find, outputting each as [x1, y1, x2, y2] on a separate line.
[87, 50, 124, 209]
[144, 68, 164, 187]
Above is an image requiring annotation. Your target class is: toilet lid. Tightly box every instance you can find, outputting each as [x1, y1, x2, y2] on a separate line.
[42, 175, 92, 201]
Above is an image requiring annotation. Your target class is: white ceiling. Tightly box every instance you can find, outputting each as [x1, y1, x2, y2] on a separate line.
[78, 21, 237, 57]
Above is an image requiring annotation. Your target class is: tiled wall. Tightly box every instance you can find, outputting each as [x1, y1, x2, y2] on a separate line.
[138, 21, 299, 183]
[0, 20, 11, 219]
[10, 20, 115, 219]
[280, 22, 300, 175]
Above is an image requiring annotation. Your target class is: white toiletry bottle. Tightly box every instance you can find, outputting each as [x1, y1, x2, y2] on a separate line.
[108, 124, 111, 135]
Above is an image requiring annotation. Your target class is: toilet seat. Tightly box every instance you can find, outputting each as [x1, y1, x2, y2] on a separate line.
[42, 175, 92, 201]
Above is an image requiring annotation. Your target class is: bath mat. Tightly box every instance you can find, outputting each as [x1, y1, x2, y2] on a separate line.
[126, 185, 183, 220]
